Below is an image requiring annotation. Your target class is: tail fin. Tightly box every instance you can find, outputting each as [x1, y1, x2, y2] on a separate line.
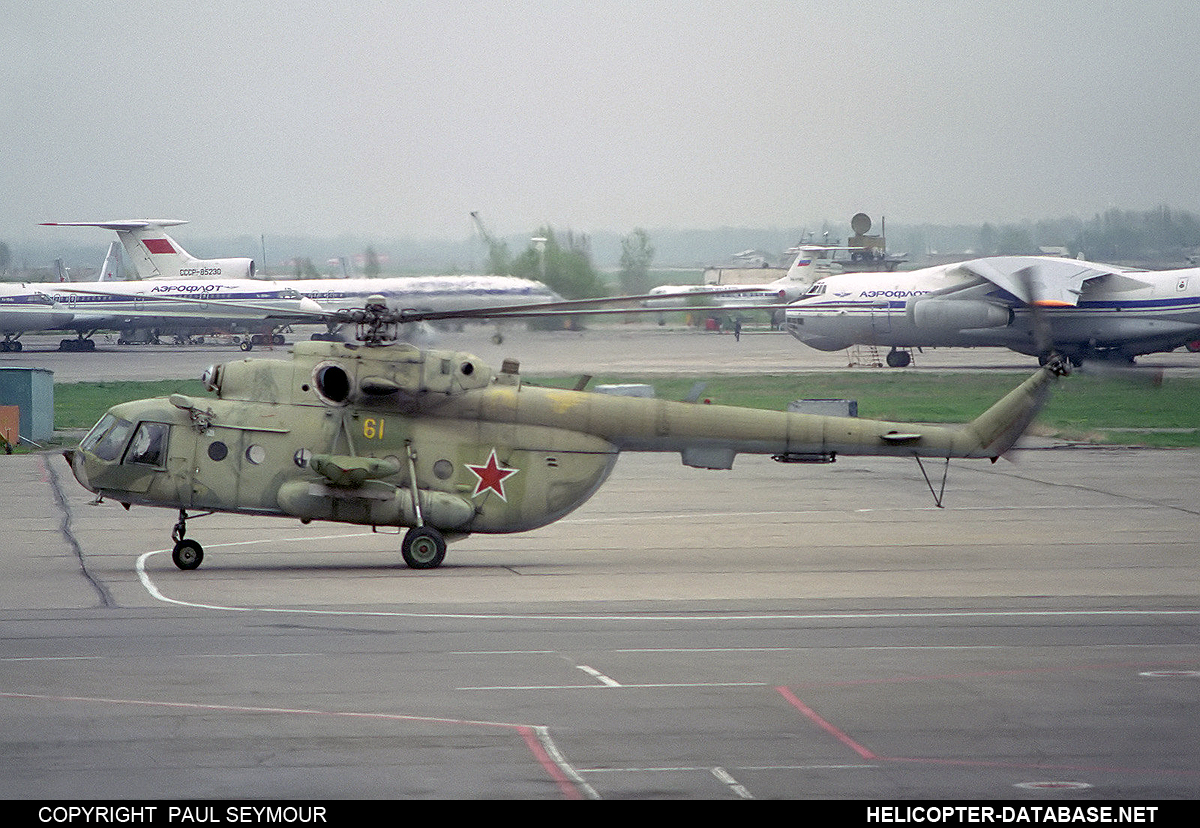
[54, 258, 70, 282]
[42, 221, 254, 280]
[783, 247, 816, 283]
[98, 241, 122, 282]
[780, 244, 848, 285]
[764, 246, 826, 301]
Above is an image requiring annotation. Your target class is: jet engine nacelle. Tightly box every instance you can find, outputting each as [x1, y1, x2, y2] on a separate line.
[909, 298, 1012, 331]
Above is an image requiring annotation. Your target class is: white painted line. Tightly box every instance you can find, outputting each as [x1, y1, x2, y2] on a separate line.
[136, 551, 1200, 623]
[2, 689, 594, 800]
[577, 665, 622, 687]
[531, 726, 600, 800]
[458, 681, 767, 691]
[712, 766, 754, 799]
[581, 763, 877, 773]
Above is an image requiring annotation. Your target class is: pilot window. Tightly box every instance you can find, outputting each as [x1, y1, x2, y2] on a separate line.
[125, 422, 169, 467]
[81, 414, 134, 462]
[805, 282, 827, 297]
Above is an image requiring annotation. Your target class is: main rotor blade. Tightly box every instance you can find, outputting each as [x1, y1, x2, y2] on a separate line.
[385, 287, 793, 323]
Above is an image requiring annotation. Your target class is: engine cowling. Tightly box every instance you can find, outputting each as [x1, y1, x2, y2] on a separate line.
[910, 298, 1012, 331]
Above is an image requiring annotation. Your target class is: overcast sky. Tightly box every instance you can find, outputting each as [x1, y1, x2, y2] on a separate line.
[4, 1, 1199, 247]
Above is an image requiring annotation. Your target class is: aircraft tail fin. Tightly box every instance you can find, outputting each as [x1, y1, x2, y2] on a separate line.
[783, 248, 816, 284]
[98, 241, 122, 282]
[54, 258, 70, 282]
[42, 220, 191, 279]
[42, 221, 254, 280]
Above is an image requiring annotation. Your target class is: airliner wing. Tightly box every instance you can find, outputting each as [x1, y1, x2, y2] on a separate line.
[960, 256, 1124, 307]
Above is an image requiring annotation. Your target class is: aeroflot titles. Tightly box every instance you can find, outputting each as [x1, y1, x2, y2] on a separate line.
[148, 284, 246, 293]
[856, 289, 933, 299]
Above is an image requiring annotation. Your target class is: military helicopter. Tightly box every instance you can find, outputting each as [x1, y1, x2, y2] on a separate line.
[63, 294, 1069, 571]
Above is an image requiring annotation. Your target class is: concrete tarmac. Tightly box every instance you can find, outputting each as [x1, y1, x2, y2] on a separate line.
[2, 327, 1199, 800]
[6, 323, 1200, 381]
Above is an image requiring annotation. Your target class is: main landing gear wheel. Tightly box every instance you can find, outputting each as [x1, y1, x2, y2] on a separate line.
[401, 526, 447, 569]
[885, 349, 912, 368]
[172, 539, 204, 570]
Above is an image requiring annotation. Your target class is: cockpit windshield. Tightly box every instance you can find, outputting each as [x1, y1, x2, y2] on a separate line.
[80, 414, 134, 462]
[804, 282, 827, 297]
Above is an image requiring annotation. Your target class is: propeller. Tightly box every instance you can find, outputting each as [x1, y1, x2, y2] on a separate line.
[1013, 264, 1165, 388]
[1012, 266, 1070, 378]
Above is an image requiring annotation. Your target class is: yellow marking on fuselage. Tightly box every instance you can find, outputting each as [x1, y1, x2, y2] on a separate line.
[543, 389, 583, 414]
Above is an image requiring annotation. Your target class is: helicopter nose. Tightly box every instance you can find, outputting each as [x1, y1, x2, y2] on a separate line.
[62, 448, 90, 490]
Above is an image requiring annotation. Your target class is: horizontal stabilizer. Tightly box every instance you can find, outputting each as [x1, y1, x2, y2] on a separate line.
[41, 220, 188, 231]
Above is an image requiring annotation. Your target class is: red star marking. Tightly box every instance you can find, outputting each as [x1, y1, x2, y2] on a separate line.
[465, 449, 518, 501]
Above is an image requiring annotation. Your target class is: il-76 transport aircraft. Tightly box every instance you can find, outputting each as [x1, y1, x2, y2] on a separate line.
[784, 255, 1200, 366]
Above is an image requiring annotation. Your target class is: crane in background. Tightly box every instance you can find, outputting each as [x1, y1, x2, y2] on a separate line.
[471, 212, 513, 276]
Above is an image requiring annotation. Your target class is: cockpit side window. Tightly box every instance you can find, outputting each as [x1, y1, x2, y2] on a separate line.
[805, 282, 827, 297]
[81, 414, 134, 462]
[124, 422, 169, 467]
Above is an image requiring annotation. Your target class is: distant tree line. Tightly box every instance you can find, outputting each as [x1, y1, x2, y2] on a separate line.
[478, 225, 654, 299]
[972, 206, 1200, 262]
[6, 206, 1197, 285]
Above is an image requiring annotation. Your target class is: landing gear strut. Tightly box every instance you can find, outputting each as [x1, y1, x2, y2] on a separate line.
[171, 509, 205, 570]
[398, 442, 447, 569]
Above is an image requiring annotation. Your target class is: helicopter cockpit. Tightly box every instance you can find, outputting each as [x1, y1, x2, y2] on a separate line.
[79, 413, 136, 462]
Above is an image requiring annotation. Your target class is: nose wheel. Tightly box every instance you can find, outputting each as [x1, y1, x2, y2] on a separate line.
[172, 539, 204, 570]
[171, 510, 205, 570]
